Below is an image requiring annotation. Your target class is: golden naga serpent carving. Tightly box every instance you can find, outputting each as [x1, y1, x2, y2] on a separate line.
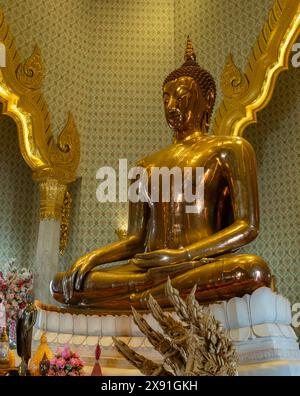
[0, 8, 80, 183]
[212, 0, 300, 137]
[113, 279, 238, 376]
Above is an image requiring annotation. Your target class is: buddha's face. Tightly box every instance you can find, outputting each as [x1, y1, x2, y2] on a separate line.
[163, 76, 206, 133]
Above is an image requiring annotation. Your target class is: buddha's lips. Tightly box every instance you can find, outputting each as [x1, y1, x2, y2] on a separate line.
[169, 114, 181, 120]
[168, 110, 181, 119]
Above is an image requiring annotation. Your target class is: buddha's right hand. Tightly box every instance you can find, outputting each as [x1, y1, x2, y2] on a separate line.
[62, 254, 95, 303]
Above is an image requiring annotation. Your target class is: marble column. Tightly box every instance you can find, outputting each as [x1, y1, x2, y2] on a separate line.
[34, 219, 61, 304]
[34, 179, 67, 304]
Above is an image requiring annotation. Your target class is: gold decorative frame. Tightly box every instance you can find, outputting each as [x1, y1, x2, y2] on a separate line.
[213, 0, 300, 137]
[0, 8, 80, 248]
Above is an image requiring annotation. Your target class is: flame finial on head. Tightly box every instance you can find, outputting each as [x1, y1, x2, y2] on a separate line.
[184, 36, 196, 63]
[163, 36, 217, 122]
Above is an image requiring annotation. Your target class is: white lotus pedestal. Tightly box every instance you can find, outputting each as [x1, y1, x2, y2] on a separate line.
[32, 287, 300, 376]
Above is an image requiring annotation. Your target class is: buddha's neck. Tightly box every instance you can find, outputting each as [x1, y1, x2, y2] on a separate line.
[173, 128, 207, 143]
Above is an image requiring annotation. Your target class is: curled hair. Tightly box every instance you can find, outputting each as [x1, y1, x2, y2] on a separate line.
[163, 60, 217, 116]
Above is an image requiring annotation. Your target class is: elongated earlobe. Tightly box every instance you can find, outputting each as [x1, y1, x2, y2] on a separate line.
[201, 110, 210, 132]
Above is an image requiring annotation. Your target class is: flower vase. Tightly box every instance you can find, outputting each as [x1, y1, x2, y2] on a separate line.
[8, 319, 17, 349]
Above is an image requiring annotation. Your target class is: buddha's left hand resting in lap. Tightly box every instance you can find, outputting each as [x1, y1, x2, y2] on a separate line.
[51, 39, 271, 311]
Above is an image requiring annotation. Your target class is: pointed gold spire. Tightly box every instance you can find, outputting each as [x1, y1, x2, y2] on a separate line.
[184, 35, 196, 62]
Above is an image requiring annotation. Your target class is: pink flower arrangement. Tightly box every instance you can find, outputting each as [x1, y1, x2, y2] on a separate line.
[0, 261, 33, 328]
[48, 345, 85, 376]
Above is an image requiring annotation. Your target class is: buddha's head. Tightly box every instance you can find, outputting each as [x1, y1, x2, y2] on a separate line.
[163, 38, 216, 136]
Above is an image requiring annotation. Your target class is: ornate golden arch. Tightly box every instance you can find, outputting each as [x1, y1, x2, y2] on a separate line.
[0, 8, 80, 252]
[213, 0, 300, 137]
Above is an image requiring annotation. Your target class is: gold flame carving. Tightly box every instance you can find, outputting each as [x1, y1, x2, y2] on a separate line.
[0, 7, 80, 253]
[213, 0, 300, 137]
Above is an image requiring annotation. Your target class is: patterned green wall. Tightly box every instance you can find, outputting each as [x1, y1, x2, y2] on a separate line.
[0, 1, 299, 309]
[0, 111, 39, 272]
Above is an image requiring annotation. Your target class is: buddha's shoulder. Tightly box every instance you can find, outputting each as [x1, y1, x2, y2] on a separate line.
[135, 144, 174, 167]
[136, 136, 254, 166]
[194, 135, 254, 152]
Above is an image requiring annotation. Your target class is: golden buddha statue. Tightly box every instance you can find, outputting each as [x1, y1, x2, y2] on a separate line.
[51, 38, 271, 311]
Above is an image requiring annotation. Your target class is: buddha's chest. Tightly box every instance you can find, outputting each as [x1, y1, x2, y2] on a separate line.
[140, 151, 222, 207]
[143, 145, 214, 170]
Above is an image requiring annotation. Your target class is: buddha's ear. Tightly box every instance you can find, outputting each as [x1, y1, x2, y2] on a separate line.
[206, 90, 215, 111]
[201, 90, 215, 132]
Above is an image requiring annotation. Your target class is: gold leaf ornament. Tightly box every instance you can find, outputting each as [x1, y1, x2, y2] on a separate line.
[49, 112, 80, 170]
[221, 54, 248, 97]
[16, 45, 43, 90]
[60, 190, 72, 255]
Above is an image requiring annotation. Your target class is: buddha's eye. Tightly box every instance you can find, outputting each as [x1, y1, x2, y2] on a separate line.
[163, 94, 170, 104]
[177, 93, 188, 104]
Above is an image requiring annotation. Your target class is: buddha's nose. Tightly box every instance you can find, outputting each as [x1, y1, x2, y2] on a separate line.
[166, 97, 179, 112]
